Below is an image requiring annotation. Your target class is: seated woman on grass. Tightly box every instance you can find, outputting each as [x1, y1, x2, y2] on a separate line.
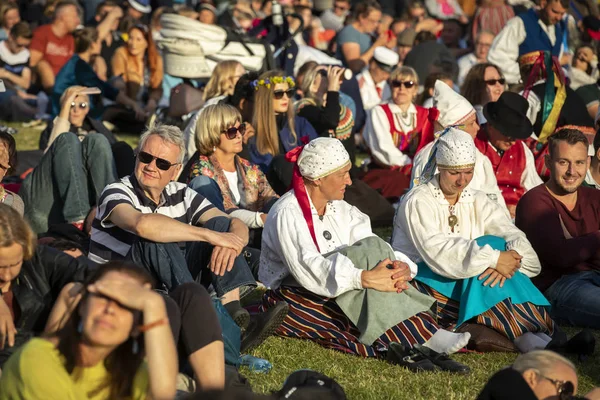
[259, 137, 472, 374]
[393, 128, 557, 353]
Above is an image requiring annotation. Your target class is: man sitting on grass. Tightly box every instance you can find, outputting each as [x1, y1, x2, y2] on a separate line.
[259, 137, 471, 373]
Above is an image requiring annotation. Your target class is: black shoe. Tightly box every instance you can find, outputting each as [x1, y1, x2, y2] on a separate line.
[549, 329, 596, 361]
[240, 301, 288, 353]
[414, 344, 470, 374]
[231, 307, 250, 331]
[386, 342, 438, 373]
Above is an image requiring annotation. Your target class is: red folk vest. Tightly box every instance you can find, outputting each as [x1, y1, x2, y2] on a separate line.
[475, 130, 526, 206]
[380, 104, 436, 160]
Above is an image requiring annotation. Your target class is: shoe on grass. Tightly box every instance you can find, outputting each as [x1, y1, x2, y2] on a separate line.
[241, 301, 288, 353]
[386, 342, 438, 373]
[414, 344, 470, 374]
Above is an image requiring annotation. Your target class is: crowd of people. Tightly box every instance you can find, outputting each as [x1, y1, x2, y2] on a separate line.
[0, 0, 600, 398]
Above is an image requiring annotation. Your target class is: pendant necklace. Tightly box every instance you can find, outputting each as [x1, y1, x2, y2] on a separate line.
[448, 205, 458, 232]
[398, 111, 414, 128]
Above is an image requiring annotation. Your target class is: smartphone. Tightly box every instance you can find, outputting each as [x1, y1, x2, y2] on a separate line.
[0, 79, 5, 93]
[80, 87, 102, 95]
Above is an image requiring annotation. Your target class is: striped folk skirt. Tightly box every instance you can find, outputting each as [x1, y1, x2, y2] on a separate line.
[260, 286, 438, 358]
[412, 281, 555, 341]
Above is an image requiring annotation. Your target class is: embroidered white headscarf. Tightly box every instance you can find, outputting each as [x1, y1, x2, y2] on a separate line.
[433, 80, 476, 128]
[297, 137, 351, 180]
[436, 128, 477, 170]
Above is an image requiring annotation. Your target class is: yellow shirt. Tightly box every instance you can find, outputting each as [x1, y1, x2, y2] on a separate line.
[0, 338, 149, 400]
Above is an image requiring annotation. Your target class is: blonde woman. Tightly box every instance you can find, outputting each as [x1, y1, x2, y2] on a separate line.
[362, 66, 436, 200]
[187, 103, 278, 246]
[182, 60, 246, 164]
[248, 70, 318, 193]
[203, 60, 246, 102]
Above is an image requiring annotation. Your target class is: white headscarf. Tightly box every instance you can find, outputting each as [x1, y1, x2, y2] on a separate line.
[298, 137, 351, 180]
[433, 80, 476, 127]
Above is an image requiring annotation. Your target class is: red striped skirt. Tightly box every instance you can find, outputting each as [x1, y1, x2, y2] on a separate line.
[260, 286, 438, 358]
[412, 281, 555, 341]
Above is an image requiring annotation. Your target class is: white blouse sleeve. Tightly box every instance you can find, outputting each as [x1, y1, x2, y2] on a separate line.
[271, 207, 364, 298]
[479, 194, 542, 277]
[520, 142, 543, 191]
[488, 17, 527, 85]
[363, 106, 412, 167]
[400, 194, 501, 279]
[229, 209, 264, 228]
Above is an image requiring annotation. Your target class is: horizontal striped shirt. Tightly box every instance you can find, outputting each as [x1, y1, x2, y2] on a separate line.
[89, 175, 215, 263]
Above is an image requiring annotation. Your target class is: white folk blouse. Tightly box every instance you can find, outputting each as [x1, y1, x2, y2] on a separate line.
[259, 190, 417, 298]
[392, 176, 541, 280]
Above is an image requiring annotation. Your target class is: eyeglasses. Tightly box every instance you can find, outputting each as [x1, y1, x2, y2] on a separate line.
[390, 80, 415, 89]
[222, 123, 246, 140]
[485, 78, 506, 86]
[71, 102, 88, 109]
[273, 88, 296, 100]
[137, 151, 180, 171]
[540, 375, 575, 400]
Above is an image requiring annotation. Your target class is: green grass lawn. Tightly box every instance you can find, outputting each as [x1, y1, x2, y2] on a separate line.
[5, 120, 600, 399]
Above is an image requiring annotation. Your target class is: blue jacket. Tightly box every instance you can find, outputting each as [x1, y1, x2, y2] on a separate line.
[249, 116, 318, 172]
[518, 9, 565, 57]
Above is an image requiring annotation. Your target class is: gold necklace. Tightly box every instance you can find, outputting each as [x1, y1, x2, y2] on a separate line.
[448, 205, 458, 232]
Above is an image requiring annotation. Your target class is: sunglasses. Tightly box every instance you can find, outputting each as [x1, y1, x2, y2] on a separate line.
[390, 80, 415, 89]
[137, 151, 179, 171]
[222, 123, 246, 140]
[485, 78, 506, 86]
[71, 102, 88, 109]
[273, 89, 296, 100]
[540, 375, 575, 400]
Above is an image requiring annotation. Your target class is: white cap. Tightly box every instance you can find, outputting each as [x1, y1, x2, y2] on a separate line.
[373, 47, 400, 72]
[298, 138, 351, 180]
[433, 80, 476, 128]
[128, 0, 152, 13]
[436, 128, 477, 170]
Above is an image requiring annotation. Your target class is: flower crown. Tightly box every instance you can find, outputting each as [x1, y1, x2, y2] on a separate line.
[251, 76, 296, 90]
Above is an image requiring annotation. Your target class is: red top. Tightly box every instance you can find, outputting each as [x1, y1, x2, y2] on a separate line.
[515, 184, 600, 291]
[474, 130, 526, 206]
[30, 24, 74, 76]
[379, 104, 436, 160]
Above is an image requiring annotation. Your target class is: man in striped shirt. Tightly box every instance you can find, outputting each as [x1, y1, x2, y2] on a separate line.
[89, 124, 261, 328]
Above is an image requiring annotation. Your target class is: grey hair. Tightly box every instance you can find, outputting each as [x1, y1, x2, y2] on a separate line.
[512, 350, 575, 382]
[138, 123, 186, 164]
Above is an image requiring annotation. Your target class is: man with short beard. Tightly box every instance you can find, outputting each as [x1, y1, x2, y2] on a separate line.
[515, 128, 600, 329]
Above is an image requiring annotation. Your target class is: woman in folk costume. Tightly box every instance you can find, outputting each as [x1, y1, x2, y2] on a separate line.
[411, 80, 508, 212]
[259, 137, 471, 373]
[519, 50, 595, 179]
[393, 128, 557, 353]
[361, 66, 437, 200]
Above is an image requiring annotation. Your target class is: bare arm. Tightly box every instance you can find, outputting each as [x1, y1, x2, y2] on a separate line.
[44, 282, 83, 334]
[95, 7, 123, 43]
[0, 67, 31, 90]
[29, 49, 43, 68]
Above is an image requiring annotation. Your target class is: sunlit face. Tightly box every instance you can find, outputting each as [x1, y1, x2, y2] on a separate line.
[459, 114, 480, 139]
[6, 34, 30, 55]
[216, 120, 244, 155]
[0, 242, 23, 292]
[3, 8, 20, 30]
[199, 9, 216, 24]
[359, 9, 381, 34]
[316, 163, 352, 201]
[542, 0, 567, 26]
[546, 141, 589, 194]
[333, 0, 350, 17]
[135, 134, 182, 198]
[525, 363, 578, 400]
[61, 5, 82, 33]
[79, 271, 142, 349]
[272, 82, 292, 114]
[391, 75, 418, 106]
[127, 28, 148, 57]
[439, 167, 475, 196]
[573, 46, 594, 71]
[484, 66, 505, 104]
[409, 6, 426, 21]
[488, 124, 516, 151]
[69, 93, 90, 127]
[474, 32, 493, 60]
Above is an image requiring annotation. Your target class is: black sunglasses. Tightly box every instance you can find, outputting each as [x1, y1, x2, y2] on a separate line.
[137, 151, 179, 171]
[540, 375, 575, 400]
[222, 123, 246, 140]
[485, 78, 506, 86]
[273, 88, 296, 100]
[390, 80, 415, 89]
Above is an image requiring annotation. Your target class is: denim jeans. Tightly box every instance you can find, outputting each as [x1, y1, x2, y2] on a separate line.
[188, 175, 225, 211]
[544, 270, 600, 328]
[127, 216, 257, 297]
[21, 132, 117, 234]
